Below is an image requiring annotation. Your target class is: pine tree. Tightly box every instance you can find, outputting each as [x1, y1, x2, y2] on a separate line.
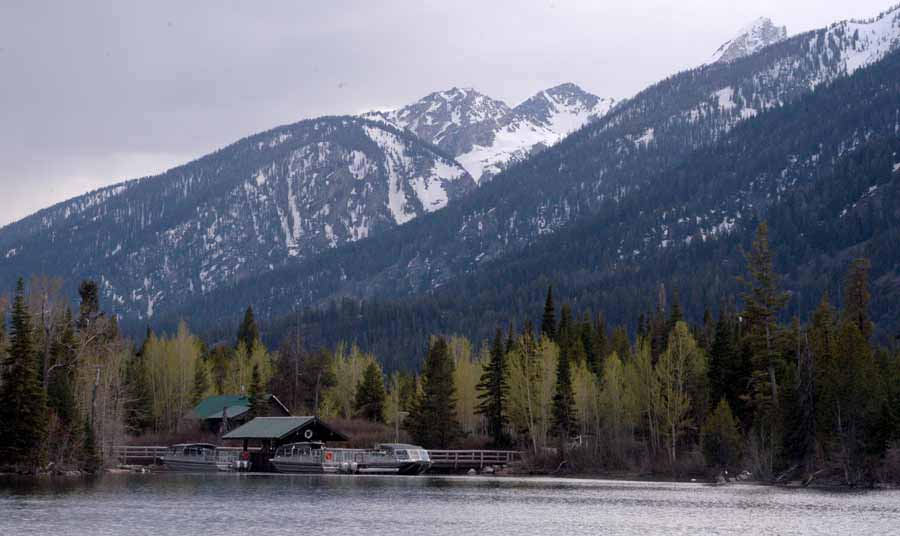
[0, 278, 49, 471]
[47, 308, 76, 428]
[477, 329, 509, 446]
[668, 288, 684, 335]
[551, 348, 576, 442]
[247, 363, 265, 419]
[354, 360, 386, 422]
[124, 328, 154, 434]
[740, 222, 789, 411]
[77, 280, 101, 330]
[406, 337, 461, 448]
[236, 306, 260, 350]
[80, 417, 101, 474]
[191, 359, 210, 406]
[541, 286, 557, 341]
[701, 399, 742, 471]
[843, 258, 873, 341]
[787, 331, 816, 475]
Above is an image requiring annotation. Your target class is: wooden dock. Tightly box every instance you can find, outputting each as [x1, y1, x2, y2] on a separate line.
[112, 446, 522, 471]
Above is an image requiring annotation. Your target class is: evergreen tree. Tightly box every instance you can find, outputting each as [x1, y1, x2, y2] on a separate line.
[236, 306, 260, 350]
[609, 326, 632, 362]
[124, 329, 154, 434]
[247, 363, 265, 419]
[787, 332, 816, 475]
[77, 280, 101, 330]
[0, 278, 48, 471]
[191, 359, 210, 406]
[47, 308, 76, 428]
[740, 222, 789, 411]
[843, 258, 873, 341]
[80, 417, 101, 474]
[551, 348, 577, 442]
[701, 399, 742, 472]
[477, 329, 509, 446]
[354, 360, 386, 422]
[668, 288, 684, 334]
[406, 337, 461, 448]
[541, 286, 557, 341]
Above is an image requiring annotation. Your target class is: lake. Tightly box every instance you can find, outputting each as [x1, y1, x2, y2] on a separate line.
[1, 473, 898, 535]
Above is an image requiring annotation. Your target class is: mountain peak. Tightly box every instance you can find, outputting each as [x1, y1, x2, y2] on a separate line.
[710, 17, 787, 63]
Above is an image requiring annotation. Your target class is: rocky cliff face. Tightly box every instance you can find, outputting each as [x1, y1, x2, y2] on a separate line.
[367, 83, 615, 183]
[710, 17, 788, 64]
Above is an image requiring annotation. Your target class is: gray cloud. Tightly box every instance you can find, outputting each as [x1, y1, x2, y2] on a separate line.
[0, 0, 893, 226]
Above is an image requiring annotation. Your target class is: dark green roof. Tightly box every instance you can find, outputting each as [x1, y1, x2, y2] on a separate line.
[190, 394, 288, 420]
[223, 417, 315, 440]
[191, 395, 250, 420]
[222, 416, 348, 441]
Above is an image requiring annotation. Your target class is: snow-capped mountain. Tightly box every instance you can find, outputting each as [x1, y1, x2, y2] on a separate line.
[367, 83, 615, 183]
[176, 5, 900, 333]
[710, 17, 787, 63]
[0, 116, 473, 320]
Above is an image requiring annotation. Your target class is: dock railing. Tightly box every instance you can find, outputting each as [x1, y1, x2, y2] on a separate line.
[426, 449, 522, 469]
[113, 445, 524, 470]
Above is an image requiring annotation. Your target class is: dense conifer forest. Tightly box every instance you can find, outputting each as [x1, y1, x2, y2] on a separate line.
[2, 224, 898, 484]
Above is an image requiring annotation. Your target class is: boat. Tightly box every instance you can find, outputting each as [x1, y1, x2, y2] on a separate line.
[270, 442, 431, 475]
[269, 442, 363, 474]
[360, 443, 432, 475]
[161, 443, 251, 472]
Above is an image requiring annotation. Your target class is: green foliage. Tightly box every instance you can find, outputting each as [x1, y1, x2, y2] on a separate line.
[80, 418, 101, 474]
[354, 360, 386, 422]
[551, 342, 577, 441]
[247, 364, 265, 420]
[236, 306, 260, 351]
[541, 286, 557, 341]
[477, 329, 509, 446]
[0, 279, 48, 472]
[406, 337, 461, 448]
[701, 399, 743, 471]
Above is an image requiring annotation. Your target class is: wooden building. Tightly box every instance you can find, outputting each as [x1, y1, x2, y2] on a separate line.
[222, 416, 349, 472]
[185, 394, 291, 434]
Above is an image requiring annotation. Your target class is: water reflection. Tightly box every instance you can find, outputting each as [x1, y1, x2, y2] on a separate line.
[1, 473, 898, 536]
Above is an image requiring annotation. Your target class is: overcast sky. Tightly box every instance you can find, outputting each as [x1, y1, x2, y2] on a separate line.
[0, 0, 894, 227]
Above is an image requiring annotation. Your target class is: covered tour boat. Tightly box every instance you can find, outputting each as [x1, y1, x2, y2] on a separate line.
[270, 442, 431, 475]
[160, 443, 250, 472]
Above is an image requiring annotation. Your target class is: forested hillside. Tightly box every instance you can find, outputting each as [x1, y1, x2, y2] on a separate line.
[170, 25, 900, 369]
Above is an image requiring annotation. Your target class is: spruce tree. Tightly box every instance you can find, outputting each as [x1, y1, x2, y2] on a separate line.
[541, 286, 557, 341]
[247, 363, 265, 419]
[80, 417, 101, 474]
[551, 350, 576, 442]
[701, 399, 742, 471]
[0, 278, 48, 471]
[406, 337, 461, 448]
[47, 308, 76, 428]
[354, 360, 386, 422]
[236, 306, 260, 350]
[191, 360, 210, 406]
[843, 258, 873, 341]
[477, 329, 509, 446]
[77, 280, 101, 331]
[125, 329, 154, 434]
[740, 222, 789, 410]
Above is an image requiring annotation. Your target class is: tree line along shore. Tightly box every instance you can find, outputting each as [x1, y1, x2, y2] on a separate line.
[1, 223, 898, 485]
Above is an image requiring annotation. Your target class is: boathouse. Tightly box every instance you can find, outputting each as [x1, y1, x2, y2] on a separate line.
[222, 416, 348, 471]
[186, 394, 291, 434]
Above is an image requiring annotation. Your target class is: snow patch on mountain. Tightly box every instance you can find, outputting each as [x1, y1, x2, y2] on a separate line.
[710, 17, 787, 63]
[369, 83, 615, 183]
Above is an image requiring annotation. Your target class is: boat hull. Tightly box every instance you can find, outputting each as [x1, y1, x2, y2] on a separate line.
[161, 458, 222, 472]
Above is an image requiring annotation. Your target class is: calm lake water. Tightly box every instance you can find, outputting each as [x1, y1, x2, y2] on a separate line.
[1, 473, 898, 535]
